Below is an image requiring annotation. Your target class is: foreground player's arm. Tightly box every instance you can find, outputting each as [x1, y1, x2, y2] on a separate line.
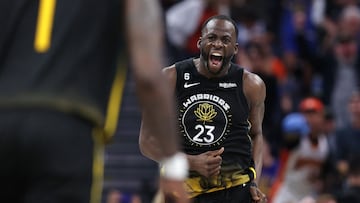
[243, 71, 267, 202]
[139, 65, 177, 162]
[127, 2, 189, 202]
[127, 0, 179, 160]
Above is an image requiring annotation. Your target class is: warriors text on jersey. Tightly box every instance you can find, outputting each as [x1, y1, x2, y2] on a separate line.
[175, 58, 256, 197]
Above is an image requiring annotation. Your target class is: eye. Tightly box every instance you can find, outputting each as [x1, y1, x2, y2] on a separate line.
[207, 35, 216, 41]
[222, 37, 231, 44]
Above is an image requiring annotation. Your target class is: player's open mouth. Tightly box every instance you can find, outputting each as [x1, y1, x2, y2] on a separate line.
[209, 53, 223, 68]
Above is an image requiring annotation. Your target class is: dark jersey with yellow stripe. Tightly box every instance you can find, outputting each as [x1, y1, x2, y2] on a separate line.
[175, 58, 255, 197]
[0, 0, 125, 129]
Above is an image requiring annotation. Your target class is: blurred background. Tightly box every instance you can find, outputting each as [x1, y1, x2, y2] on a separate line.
[103, 0, 360, 202]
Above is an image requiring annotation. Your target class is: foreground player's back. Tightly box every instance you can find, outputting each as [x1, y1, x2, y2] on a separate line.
[0, 0, 123, 126]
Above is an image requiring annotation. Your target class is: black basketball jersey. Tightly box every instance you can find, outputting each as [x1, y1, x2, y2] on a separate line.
[0, 0, 124, 127]
[176, 58, 254, 170]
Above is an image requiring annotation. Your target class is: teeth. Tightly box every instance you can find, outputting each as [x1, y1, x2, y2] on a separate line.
[211, 53, 222, 56]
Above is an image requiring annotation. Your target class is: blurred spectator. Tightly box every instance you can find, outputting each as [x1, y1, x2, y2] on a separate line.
[319, 108, 343, 195]
[334, 91, 360, 176]
[314, 2, 360, 59]
[323, 108, 336, 156]
[280, 0, 319, 67]
[325, 0, 360, 21]
[268, 112, 309, 202]
[281, 112, 311, 150]
[272, 97, 329, 203]
[280, 0, 318, 57]
[338, 5, 360, 39]
[238, 42, 282, 155]
[335, 155, 360, 203]
[320, 32, 360, 128]
[231, 4, 267, 47]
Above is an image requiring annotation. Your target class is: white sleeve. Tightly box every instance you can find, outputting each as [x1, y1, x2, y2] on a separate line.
[165, 0, 205, 47]
[310, 0, 326, 26]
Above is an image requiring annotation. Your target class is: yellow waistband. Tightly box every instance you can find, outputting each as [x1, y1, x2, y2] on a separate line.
[185, 173, 250, 198]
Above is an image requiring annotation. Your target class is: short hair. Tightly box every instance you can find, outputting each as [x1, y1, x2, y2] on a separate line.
[201, 15, 239, 38]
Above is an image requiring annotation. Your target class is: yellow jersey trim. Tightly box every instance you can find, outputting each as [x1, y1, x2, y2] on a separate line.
[103, 61, 127, 142]
[90, 128, 105, 203]
[34, 0, 57, 53]
[249, 167, 257, 180]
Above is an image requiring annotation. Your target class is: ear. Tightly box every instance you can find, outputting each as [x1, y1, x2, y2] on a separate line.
[234, 43, 239, 55]
[197, 38, 202, 49]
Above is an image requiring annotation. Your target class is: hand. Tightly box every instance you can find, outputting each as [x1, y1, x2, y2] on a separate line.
[188, 147, 224, 178]
[249, 182, 267, 203]
[158, 178, 190, 203]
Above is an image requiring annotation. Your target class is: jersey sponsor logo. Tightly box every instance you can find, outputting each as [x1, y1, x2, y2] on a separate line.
[219, 82, 237, 88]
[184, 82, 200, 88]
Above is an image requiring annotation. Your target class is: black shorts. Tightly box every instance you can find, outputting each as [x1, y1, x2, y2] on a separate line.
[0, 109, 104, 203]
[192, 183, 251, 203]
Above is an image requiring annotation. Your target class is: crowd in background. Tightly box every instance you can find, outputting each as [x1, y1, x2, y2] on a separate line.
[161, 0, 360, 203]
[108, 0, 360, 202]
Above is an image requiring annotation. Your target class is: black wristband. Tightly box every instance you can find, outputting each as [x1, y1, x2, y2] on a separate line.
[249, 182, 257, 188]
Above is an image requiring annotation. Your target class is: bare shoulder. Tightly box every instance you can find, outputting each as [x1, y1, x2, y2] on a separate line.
[162, 64, 177, 79]
[243, 70, 265, 89]
[243, 69, 266, 106]
[162, 64, 177, 91]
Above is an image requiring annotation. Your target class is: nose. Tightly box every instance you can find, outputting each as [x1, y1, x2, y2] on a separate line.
[212, 39, 223, 48]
